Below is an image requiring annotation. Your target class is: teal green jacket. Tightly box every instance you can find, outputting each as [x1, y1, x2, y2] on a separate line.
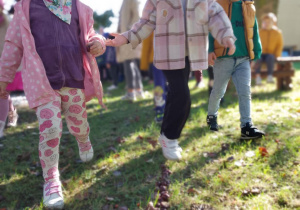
[209, 1, 262, 60]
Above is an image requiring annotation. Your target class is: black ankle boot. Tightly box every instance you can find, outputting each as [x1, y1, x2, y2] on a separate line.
[206, 115, 219, 131]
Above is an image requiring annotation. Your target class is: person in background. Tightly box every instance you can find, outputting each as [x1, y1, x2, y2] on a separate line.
[117, 0, 144, 101]
[140, 32, 167, 123]
[106, 33, 119, 91]
[255, 13, 283, 85]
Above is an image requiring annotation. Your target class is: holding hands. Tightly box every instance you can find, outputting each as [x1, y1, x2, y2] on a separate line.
[105, 33, 128, 47]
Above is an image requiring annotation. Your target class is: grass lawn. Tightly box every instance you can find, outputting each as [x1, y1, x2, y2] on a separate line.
[0, 67, 300, 210]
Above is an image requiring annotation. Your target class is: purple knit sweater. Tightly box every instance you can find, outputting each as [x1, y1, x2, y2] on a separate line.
[30, 0, 85, 90]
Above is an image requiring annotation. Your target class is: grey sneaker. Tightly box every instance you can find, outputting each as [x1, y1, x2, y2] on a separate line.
[121, 92, 136, 101]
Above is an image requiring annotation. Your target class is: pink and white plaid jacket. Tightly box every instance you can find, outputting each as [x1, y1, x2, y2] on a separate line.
[123, 0, 235, 71]
[0, 0, 105, 109]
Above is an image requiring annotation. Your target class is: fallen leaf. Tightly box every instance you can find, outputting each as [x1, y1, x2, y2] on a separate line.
[251, 188, 261, 195]
[146, 202, 158, 210]
[60, 164, 71, 174]
[227, 156, 235, 162]
[293, 161, 300, 165]
[245, 151, 255, 158]
[105, 196, 114, 201]
[234, 160, 246, 167]
[113, 154, 120, 159]
[160, 201, 170, 208]
[191, 203, 214, 210]
[107, 146, 117, 153]
[115, 137, 126, 144]
[135, 116, 140, 122]
[0, 195, 5, 202]
[221, 143, 230, 151]
[61, 178, 72, 187]
[259, 147, 269, 157]
[188, 188, 201, 195]
[136, 135, 143, 140]
[113, 171, 122, 177]
[75, 192, 89, 201]
[16, 152, 31, 163]
[78, 180, 83, 185]
[148, 140, 158, 149]
[146, 158, 154, 163]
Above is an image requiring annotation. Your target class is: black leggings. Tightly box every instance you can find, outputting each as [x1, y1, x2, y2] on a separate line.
[161, 57, 191, 139]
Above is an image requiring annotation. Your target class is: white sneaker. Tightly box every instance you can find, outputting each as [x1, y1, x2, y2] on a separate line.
[107, 84, 117, 91]
[158, 134, 182, 161]
[0, 121, 5, 139]
[43, 180, 64, 209]
[121, 92, 136, 101]
[256, 76, 262, 86]
[135, 90, 145, 99]
[77, 137, 94, 162]
[267, 75, 275, 83]
[7, 108, 18, 127]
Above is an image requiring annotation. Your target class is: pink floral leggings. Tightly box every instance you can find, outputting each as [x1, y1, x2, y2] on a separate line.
[36, 88, 90, 182]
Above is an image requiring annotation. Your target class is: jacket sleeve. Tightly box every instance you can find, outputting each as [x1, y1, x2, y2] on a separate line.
[207, 0, 236, 46]
[253, 17, 262, 60]
[275, 30, 284, 58]
[0, 11, 23, 83]
[86, 8, 106, 52]
[122, 0, 156, 49]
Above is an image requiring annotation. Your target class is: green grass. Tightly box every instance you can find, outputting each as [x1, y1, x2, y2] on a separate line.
[1, 69, 300, 209]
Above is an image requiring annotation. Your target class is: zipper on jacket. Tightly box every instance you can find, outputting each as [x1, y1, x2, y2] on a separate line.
[54, 16, 66, 88]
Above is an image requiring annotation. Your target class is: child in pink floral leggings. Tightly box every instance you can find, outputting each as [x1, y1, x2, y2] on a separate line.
[0, 0, 106, 208]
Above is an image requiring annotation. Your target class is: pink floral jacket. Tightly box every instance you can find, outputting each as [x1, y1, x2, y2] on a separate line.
[0, 0, 105, 109]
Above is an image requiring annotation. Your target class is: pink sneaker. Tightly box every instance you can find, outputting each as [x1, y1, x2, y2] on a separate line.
[43, 180, 64, 209]
[7, 108, 18, 127]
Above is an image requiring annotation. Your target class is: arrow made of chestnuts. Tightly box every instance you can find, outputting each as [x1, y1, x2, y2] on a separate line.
[154, 164, 172, 209]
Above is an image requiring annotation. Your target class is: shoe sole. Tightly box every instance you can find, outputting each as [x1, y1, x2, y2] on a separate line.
[240, 135, 263, 140]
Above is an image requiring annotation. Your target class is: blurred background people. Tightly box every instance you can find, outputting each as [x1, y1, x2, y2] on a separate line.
[140, 32, 167, 123]
[255, 13, 283, 85]
[117, 0, 143, 101]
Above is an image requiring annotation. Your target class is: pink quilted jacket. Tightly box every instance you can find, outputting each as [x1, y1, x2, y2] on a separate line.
[0, 0, 105, 109]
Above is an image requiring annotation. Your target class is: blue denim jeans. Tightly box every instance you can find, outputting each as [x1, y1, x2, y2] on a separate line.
[208, 57, 252, 127]
[255, 54, 275, 75]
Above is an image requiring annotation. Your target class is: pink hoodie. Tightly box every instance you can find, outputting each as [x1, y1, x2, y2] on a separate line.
[0, 0, 105, 109]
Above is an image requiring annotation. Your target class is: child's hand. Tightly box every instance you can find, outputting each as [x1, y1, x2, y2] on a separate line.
[208, 52, 217, 66]
[0, 82, 8, 99]
[222, 37, 236, 56]
[87, 40, 106, 57]
[105, 33, 128, 47]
